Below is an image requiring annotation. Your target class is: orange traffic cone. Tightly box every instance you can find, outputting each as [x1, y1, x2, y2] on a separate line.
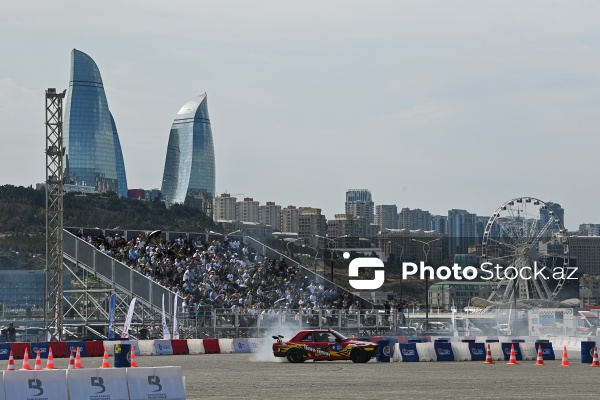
[6, 350, 15, 371]
[34, 350, 43, 371]
[101, 347, 111, 368]
[506, 344, 518, 365]
[561, 345, 570, 367]
[46, 347, 55, 369]
[592, 347, 600, 367]
[68, 350, 75, 369]
[130, 345, 138, 368]
[534, 345, 544, 366]
[21, 348, 31, 370]
[75, 347, 84, 369]
[484, 343, 494, 364]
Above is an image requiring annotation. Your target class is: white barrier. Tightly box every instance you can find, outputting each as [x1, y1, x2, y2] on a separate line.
[187, 339, 205, 355]
[0, 372, 5, 400]
[489, 343, 504, 361]
[451, 343, 471, 361]
[67, 368, 129, 400]
[218, 339, 234, 354]
[247, 338, 261, 353]
[4, 370, 68, 400]
[520, 343, 537, 360]
[415, 343, 436, 362]
[137, 340, 156, 356]
[127, 366, 186, 400]
[393, 343, 401, 362]
[154, 340, 174, 356]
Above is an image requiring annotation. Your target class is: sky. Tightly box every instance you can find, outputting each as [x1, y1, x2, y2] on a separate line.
[2, 1, 599, 230]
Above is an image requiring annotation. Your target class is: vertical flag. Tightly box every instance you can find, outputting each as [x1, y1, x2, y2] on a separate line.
[108, 293, 116, 340]
[121, 297, 136, 339]
[451, 299, 458, 337]
[162, 294, 171, 340]
[173, 295, 179, 339]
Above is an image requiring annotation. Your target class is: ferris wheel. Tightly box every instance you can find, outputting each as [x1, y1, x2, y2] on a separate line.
[481, 197, 570, 304]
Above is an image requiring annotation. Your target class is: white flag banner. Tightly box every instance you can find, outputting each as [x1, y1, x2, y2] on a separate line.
[162, 293, 171, 340]
[122, 297, 137, 339]
[173, 295, 179, 340]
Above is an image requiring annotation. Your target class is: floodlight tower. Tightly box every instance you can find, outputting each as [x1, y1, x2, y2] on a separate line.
[45, 88, 66, 341]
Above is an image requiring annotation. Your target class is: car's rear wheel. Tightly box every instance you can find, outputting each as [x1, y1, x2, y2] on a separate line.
[351, 348, 370, 363]
[286, 348, 305, 363]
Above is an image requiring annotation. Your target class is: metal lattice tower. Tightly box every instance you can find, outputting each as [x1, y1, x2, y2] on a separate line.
[45, 88, 66, 341]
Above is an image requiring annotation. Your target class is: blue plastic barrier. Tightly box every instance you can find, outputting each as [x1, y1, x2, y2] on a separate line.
[502, 342, 522, 361]
[468, 343, 486, 361]
[535, 341, 555, 360]
[67, 341, 88, 357]
[30, 342, 50, 358]
[114, 343, 131, 368]
[462, 339, 476, 343]
[486, 339, 499, 343]
[0, 343, 10, 360]
[435, 342, 454, 361]
[511, 339, 525, 343]
[408, 337, 426, 343]
[581, 341, 596, 364]
[399, 343, 419, 362]
[376, 340, 391, 362]
[233, 339, 251, 354]
[384, 337, 398, 357]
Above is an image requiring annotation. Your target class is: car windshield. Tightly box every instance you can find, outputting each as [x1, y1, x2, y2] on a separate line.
[330, 330, 347, 341]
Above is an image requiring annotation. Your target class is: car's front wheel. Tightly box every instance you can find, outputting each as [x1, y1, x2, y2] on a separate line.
[286, 348, 305, 363]
[350, 348, 370, 363]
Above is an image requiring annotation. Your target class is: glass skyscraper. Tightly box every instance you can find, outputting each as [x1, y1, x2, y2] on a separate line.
[161, 94, 216, 213]
[64, 49, 128, 197]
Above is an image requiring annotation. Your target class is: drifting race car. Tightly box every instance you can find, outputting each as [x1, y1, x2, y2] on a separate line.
[272, 329, 378, 363]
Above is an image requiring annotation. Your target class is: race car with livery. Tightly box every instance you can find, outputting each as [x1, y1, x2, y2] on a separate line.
[272, 329, 377, 363]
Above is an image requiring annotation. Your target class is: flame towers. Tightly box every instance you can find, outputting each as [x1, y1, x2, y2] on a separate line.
[64, 49, 128, 196]
[161, 94, 216, 214]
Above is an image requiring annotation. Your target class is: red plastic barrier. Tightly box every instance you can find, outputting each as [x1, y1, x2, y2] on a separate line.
[171, 339, 189, 355]
[203, 338, 221, 354]
[84, 341, 105, 357]
[49, 342, 69, 358]
[10, 342, 31, 359]
[396, 336, 408, 344]
[370, 336, 384, 343]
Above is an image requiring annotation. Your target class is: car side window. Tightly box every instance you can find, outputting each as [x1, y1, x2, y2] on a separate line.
[323, 333, 336, 342]
[300, 333, 313, 342]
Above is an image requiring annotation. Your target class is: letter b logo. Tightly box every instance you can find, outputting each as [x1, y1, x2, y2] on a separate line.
[348, 258, 385, 290]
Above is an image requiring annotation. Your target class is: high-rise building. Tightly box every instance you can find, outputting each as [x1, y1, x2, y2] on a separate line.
[259, 202, 282, 231]
[398, 208, 432, 231]
[236, 197, 260, 223]
[376, 205, 398, 229]
[327, 214, 375, 248]
[161, 94, 216, 215]
[447, 209, 479, 255]
[345, 189, 374, 223]
[214, 193, 237, 221]
[298, 207, 327, 247]
[430, 215, 447, 234]
[540, 202, 565, 230]
[64, 49, 128, 197]
[281, 206, 299, 233]
[579, 224, 600, 236]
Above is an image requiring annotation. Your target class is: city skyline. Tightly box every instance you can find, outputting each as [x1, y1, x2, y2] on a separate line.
[3, 2, 600, 230]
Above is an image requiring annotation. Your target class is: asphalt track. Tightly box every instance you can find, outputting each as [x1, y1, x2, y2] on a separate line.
[44, 353, 598, 399]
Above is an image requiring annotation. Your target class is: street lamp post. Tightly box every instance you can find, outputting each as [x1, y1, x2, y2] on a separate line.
[388, 241, 404, 300]
[411, 237, 441, 332]
[303, 244, 319, 275]
[313, 235, 348, 284]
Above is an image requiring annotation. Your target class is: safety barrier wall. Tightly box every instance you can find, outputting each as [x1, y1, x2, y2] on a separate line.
[1, 366, 185, 400]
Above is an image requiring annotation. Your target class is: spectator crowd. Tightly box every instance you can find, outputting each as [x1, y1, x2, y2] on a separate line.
[79, 230, 365, 328]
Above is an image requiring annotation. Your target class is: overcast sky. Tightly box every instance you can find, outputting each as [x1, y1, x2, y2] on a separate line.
[2, 1, 599, 230]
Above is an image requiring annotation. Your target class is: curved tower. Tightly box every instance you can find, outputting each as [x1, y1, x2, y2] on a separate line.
[64, 49, 128, 195]
[161, 94, 216, 213]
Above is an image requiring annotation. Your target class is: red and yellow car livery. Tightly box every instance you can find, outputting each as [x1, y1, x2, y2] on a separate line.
[272, 329, 377, 363]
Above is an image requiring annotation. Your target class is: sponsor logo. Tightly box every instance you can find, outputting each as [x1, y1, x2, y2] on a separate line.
[401, 349, 415, 356]
[436, 348, 451, 356]
[383, 346, 391, 357]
